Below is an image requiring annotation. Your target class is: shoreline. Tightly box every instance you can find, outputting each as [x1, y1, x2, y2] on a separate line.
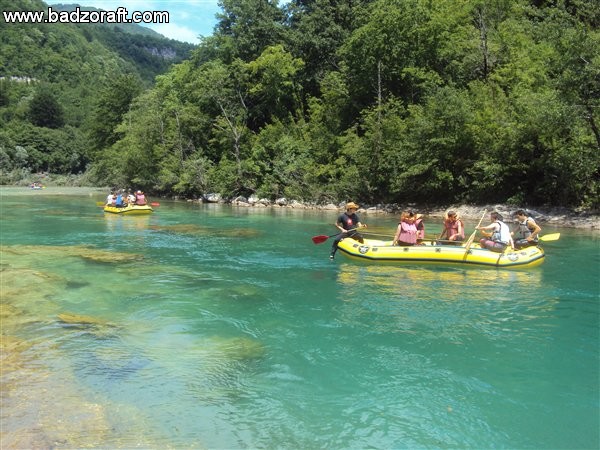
[195, 197, 600, 230]
[2, 186, 598, 230]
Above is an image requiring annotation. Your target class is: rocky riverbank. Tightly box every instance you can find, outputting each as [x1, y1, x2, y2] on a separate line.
[195, 194, 600, 230]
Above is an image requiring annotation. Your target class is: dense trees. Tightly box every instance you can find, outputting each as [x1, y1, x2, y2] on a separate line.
[88, 74, 143, 152]
[0, 0, 193, 183]
[1, 0, 598, 208]
[27, 88, 64, 128]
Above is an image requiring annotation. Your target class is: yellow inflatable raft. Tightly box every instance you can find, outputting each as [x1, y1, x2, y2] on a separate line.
[103, 204, 153, 215]
[337, 238, 545, 268]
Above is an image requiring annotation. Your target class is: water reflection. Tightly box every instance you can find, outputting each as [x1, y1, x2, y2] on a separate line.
[103, 213, 151, 232]
[334, 263, 553, 344]
[337, 263, 543, 294]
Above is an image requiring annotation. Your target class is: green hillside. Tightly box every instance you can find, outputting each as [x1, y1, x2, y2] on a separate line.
[50, 3, 195, 82]
[0, 0, 195, 179]
[1, 0, 598, 208]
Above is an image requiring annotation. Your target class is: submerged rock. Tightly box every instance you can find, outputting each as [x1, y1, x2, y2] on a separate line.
[211, 336, 266, 361]
[57, 312, 116, 328]
[150, 223, 260, 238]
[2, 244, 143, 263]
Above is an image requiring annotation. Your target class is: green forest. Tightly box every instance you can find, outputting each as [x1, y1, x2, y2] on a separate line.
[1, 0, 599, 208]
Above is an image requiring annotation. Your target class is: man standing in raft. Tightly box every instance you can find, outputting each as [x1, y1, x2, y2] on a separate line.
[330, 202, 367, 260]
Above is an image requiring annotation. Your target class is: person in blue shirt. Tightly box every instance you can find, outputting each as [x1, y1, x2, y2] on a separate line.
[115, 191, 126, 207]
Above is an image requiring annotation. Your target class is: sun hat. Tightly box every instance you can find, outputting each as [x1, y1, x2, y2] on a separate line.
[346, 202, 359, 210]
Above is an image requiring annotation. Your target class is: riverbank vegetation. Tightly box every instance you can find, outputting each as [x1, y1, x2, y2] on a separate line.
[1, 0, 598, 209]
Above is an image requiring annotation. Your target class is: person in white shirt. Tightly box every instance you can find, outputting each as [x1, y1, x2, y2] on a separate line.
[476, 212, 515, 253]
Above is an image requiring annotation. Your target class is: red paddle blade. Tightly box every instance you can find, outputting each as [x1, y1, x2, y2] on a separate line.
[150, 202, 160, 206]
[312, 235, 329, 244]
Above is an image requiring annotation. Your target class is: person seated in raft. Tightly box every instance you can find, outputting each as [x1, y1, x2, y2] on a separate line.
[438, 210, 464, 245]
[329, 202, 367, 260]
[414, 213, 425, 245]
[476, 212, 514, 253]
[127, 191, 136, 205]
[114, 191, 126, 208]
[511, 210, 541, 249]
[135, 190, 147, 205]
[106, 191, 115, 206]
[393, 211, 418, 246]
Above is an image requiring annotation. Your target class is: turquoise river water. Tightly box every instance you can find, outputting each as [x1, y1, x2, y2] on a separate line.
[1, 187, 598, 449]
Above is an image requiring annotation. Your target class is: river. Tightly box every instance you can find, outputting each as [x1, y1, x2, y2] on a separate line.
[1, 187, 598, 449]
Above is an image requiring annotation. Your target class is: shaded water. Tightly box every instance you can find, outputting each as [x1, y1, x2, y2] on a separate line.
[1, 188, 598, 449]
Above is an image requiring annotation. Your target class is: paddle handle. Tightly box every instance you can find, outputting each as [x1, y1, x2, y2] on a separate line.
[464, 209, 487, 253]
[311, 227, 360, 244]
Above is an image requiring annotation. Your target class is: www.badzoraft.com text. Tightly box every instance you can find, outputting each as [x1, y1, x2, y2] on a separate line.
[2, 7, 169, 25]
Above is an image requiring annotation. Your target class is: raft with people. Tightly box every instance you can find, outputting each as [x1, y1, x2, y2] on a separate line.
[103, 204, 154, 215]
[102, 189, 154, 214]
[335, 238, 546, 268]
[316, 205, 558, 269]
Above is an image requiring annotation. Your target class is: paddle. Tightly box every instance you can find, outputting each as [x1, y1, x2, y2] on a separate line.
[312, 228, 359, 244]
[99, 200, 159, 207]
[361, 231, 394, 239]
[539, 233, 560, 242]
[463, 209, 487, 258]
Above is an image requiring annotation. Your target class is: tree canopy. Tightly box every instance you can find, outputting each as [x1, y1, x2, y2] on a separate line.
[1, 0, 598, 208]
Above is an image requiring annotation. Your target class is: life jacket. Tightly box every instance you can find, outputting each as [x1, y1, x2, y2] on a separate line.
[491, 220, 510, 244]
[398, 221, 417, 244]
[444, 218, 464, 239]
[136, 193, 146, 205]
[115, 194, 125, 207]
[517, 217, 537, 241]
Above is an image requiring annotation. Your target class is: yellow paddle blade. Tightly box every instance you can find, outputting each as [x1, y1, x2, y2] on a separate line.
[539, 233, 560, 242]
[96, 201, 105, 206]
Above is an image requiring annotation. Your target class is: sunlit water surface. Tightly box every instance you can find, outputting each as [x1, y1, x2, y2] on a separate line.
[1, 188, 598, 449]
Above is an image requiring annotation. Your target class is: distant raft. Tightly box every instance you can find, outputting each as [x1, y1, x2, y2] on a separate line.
[103, 204, 153, 215]
[337, 238, 545, 268]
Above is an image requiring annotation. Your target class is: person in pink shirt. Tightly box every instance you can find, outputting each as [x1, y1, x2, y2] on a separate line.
[135, 190, 147, 205]
[438, 210, 464, 245]
[393, 211, 418, 246]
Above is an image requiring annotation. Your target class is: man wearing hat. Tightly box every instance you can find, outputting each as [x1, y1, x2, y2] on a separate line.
[330, 202, 367, 259]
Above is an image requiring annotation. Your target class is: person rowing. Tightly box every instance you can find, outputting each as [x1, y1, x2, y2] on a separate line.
[512, 210, 541, 249]
[329, 202, 367, 260]
[476, 211, 514, 253]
